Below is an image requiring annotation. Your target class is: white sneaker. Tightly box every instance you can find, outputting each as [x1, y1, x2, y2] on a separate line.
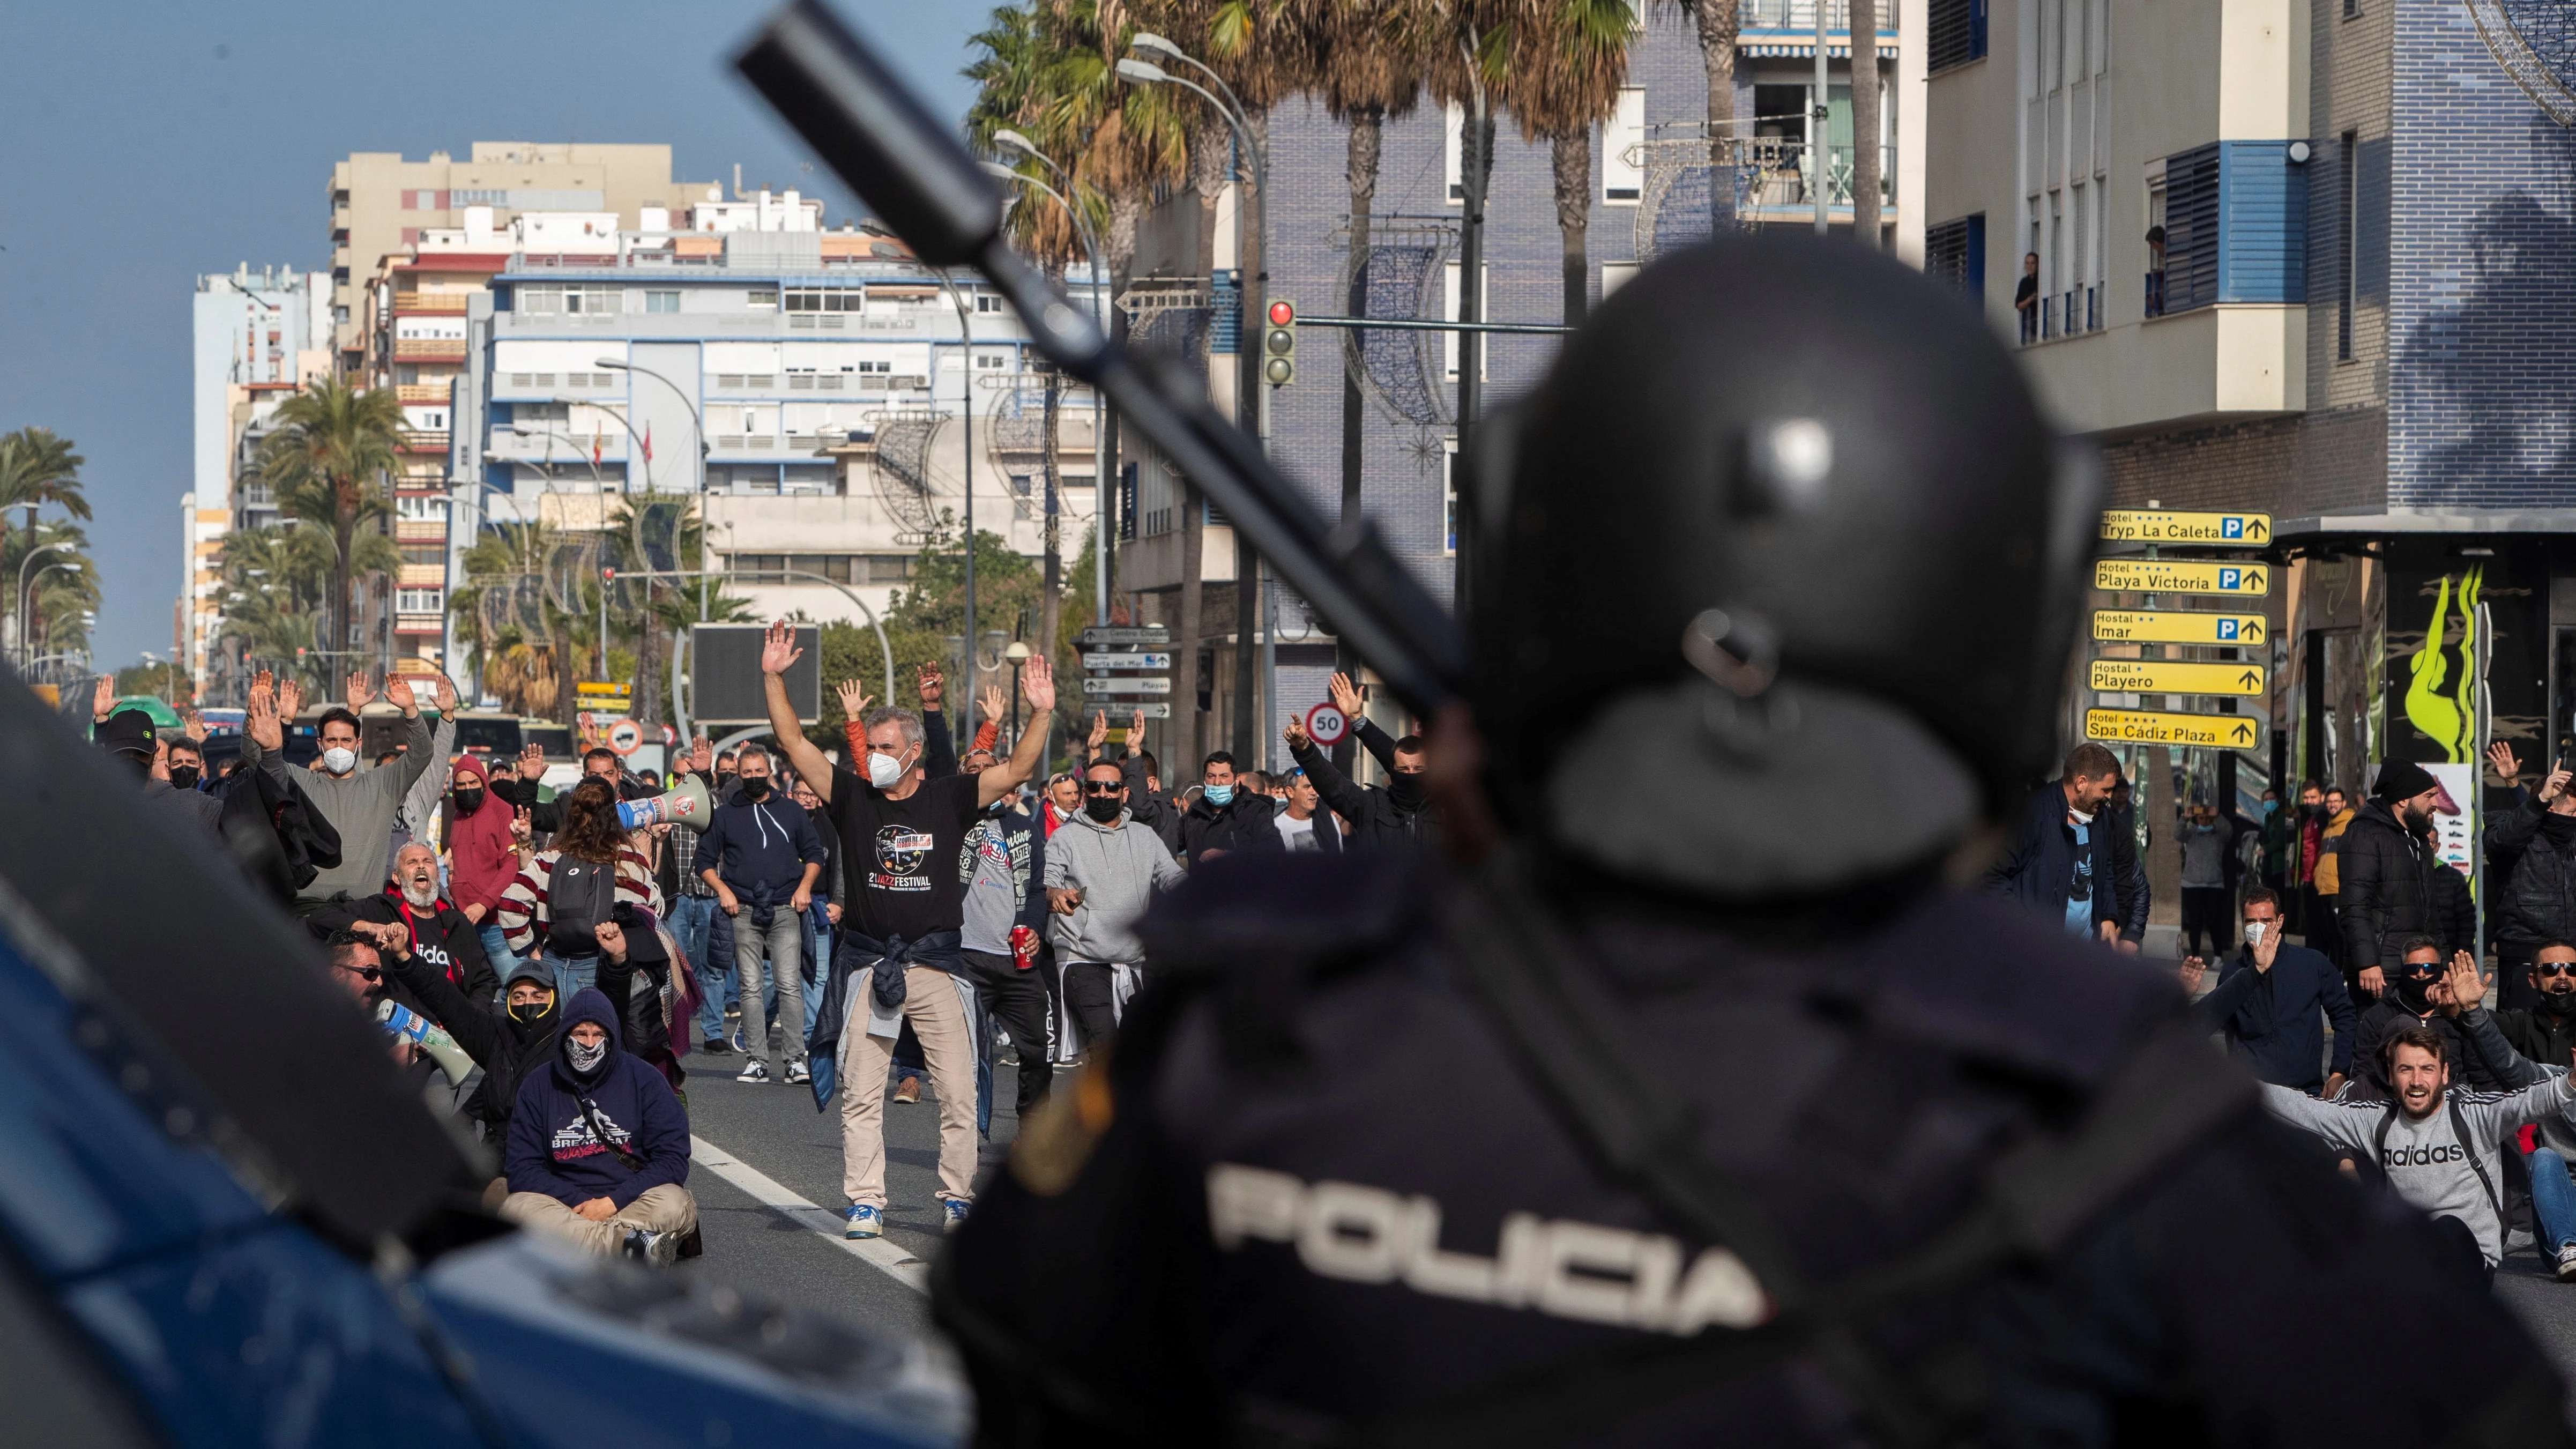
[2555, 1244, 2576, 1282]
[736, 1058, 770, 1084]
[785, 1060, 811, 1084]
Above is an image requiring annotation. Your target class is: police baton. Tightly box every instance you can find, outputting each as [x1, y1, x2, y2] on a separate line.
[733, 0, 1465, 717]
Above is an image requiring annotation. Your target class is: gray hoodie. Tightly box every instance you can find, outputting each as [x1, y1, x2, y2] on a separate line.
[1043, 808, 1185, 963]
[2259, 1069, 2576, 1265]
[242, 711, 434, 903]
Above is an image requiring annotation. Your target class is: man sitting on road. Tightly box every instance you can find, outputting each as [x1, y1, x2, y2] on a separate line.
[760, 621, 1055, 1241]
[500, 920, 695, 1265]
[1046, 757, 1186, 1056]
[695, 743, 827, 1086]
[352, 842, 498, 1004]
[2257, 1021, 2576, 1286]
[2178, 886, 2354, 1097]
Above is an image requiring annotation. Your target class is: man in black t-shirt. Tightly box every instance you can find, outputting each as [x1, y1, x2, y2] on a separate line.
[760, 621, 1058, 1240]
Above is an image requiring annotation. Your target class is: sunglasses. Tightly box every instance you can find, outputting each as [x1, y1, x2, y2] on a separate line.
[339, 964, 382, 983]
[2538, 963, 2576, 978]
[1083, 782, 1126, 795]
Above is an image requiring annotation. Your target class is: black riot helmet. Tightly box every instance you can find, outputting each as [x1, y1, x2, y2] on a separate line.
[1464, 232, 2097, 902]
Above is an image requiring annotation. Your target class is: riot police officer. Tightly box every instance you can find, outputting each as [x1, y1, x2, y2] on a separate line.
[934, 234, 2564, 1446]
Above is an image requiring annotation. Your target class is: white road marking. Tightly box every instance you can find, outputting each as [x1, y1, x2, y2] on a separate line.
[690, 1133, 929, 1294]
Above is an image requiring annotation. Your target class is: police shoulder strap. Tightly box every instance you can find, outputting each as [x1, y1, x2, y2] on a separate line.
[1408, 857, 2255, 1449]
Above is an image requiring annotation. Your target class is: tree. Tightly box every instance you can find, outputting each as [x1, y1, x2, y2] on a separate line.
[1492, 1, 1639, 326]
[1658, 0, 1741, 167]
[0, 427, 88, 652]
[1851, 0, 1881, 247]
[260, 379, 401, 670]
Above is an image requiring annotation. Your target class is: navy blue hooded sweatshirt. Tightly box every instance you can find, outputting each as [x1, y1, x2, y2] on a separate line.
[503, 986, 690, 1209]
[695, 790, 827, 898]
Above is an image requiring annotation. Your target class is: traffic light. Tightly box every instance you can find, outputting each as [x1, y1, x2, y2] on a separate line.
[1263, 299, 1297, 387]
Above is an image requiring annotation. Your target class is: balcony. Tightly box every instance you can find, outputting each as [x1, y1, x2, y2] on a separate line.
[393, 519, 446, 544]
[398, 564, 448, 588]
[395, 614, 446, 636]
[398, 430, 450, 454]
[1738, 140, 1897, 213]
[395, 383, 452, 404]
[1736, 0, 1900, 48]
[393, 338, 466, 361]
[394, 291, 470, 316]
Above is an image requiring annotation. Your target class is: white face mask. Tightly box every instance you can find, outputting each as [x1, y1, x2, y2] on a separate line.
[322, 747, 358, 776]
[2068, 806, 2095, 826]
[2244, 920, 2267, 946]
[866, 746, 910, 790]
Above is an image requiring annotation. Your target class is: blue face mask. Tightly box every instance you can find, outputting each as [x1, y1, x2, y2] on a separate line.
[2263, 800, 2279, 815]
[1204, 782, 1234, 806]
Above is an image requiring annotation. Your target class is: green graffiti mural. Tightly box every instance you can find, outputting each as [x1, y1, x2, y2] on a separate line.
[2401, 566, 2482, 763]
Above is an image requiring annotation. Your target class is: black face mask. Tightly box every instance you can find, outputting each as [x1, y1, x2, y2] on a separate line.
[454, 787, 485, 816]
[740, 776, 772, 800]
[509, 1000, 551, 1026]
[1084, 795, 1123, 823]
[1388, 770, 1427, 808]
[2395, 970, 2439, 1012]
[2543, 813, 2576, 846]
[168, 765, 201, 790]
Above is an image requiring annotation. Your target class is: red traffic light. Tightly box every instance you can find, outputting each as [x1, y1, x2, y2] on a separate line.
[1267, 299, 1294, 326]
[601, 567, 617, 581]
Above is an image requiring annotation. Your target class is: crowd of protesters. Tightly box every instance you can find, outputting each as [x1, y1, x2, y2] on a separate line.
[91, 638, 1443, 1265]
[114, 634, 2576, 1299]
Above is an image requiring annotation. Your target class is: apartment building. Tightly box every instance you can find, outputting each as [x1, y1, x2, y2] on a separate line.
[325, 143, 716, 368]
[187, 265, 330, 696]
[1927, 0, 2576, 802]
[1119, 5, 1923, 769]
[447, 198, 1096, 700]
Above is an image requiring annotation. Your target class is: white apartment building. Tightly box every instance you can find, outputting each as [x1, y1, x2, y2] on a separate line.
[446, 195, 1101, 697]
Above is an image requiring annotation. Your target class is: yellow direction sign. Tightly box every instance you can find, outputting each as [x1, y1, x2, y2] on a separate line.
[2098, 509, 2272, 545]
[2088, 659, 2266, 696]
[2093, 559, 2270, 597]
[2085, 708, 2263, 751]
[2092, 610, 2266, 645]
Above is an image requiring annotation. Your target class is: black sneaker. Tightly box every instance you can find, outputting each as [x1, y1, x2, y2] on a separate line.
[622, 1227, 680, 1266]
[699, 1038, 732, 1057]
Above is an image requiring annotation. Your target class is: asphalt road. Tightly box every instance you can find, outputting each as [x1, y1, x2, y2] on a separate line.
[667, 1045, 1028, 1355]
[672, 1022, 2576, 1421]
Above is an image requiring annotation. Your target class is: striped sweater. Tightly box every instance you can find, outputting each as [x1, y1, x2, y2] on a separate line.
[496, 845, 664, 958]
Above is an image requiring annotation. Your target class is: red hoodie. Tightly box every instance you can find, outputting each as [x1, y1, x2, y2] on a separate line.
[444, 754, 522, 921]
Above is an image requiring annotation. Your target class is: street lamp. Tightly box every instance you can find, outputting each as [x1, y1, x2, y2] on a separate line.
[595, 356, 717, 624]
[1121, 39, 1270, 761]
[979, 157, 1114, 629]
[15, 543, 70, 666]
[510, 426, 608, 489]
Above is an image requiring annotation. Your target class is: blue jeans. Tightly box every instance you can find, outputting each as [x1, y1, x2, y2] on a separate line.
[2532, 1147, 2576, 1253]
[669, 895, 723, 1042]
[545, 951, 597, 1005]
[477, 922, 518, 992]
[804, 908, 831, 1036]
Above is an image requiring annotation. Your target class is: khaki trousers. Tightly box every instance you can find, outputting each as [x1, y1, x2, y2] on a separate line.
[839, 965, 978, 1207]
[501, 1183, 697, 1255]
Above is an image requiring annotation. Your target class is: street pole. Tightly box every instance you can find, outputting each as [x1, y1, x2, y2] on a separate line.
[1455, 47, 1493, 627]
[938, 272, 978, 744]
[1814, 0, 1832, 235]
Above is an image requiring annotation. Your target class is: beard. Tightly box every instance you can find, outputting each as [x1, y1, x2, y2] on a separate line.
[400, 882, 438, 910]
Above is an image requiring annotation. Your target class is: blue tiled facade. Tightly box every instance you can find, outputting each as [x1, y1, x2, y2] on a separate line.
[2381, 0, 2576, 506]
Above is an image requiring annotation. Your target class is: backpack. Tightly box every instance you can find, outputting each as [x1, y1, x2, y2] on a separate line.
[546, 854, 619, 953]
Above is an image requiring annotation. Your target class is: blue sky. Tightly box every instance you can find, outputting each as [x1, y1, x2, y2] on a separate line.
[0, 1, 984, 670]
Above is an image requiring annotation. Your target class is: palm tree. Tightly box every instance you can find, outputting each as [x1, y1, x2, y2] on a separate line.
[1659, 0, 1741, 167]
[1491, 0, 1638, 325]
[0, 427, 88, 651]
[259, 379, 401, 671]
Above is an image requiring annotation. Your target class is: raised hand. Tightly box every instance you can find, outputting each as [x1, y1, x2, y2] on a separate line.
[2443, 952, 2486, 1017]
[915, 662, 944, 710]
[180, 706, 206, 744]
[1284, 713, 1309, 749]
[1087, 710, 1108, 754]
[1327, 670, 1364, 723]
[2177, 956, 2207, 995]
[345, 670, 375, 711]
[1130, 708, 1146, 742]
[149, 737, 170, 782]
[835, 679, 872, 720]
[2489, 740, 2522, 784]
[978, 680, 1007, 727]
[245, 683, 282, 752]
[433, 673, 459, 714]
[383, 672, 419, 716]
[1018, 652, 1056, 714]
[690, 735, 713, 773]
[592, 920, 627, 962]
[2250, 917, 2282, 972]
[517, 743, 547, 782]
[2545, 762, 2573, 807]
[510, 806, 533, 847]
[251, 667, 274, 697]
[90, 674, 114, 723]
[760, 620, 801, 675]
[276, 678, 306, 720]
